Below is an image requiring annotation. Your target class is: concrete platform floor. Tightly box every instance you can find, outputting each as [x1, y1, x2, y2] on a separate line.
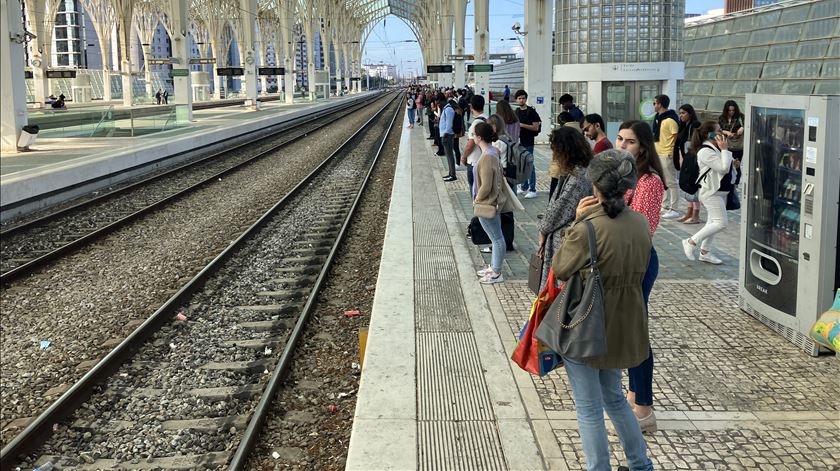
[347, 113, 840, 470]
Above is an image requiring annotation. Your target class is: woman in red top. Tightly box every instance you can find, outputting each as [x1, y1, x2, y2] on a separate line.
[616, 120, 666, 434]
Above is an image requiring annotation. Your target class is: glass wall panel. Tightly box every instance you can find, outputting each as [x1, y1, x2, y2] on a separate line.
[732, 81, 757, 94]
[809, 0, 839, 20]
[821, 59, 840, 78]
[737, 63, 764, 79]
[774, 24, 804, 43]
[782, 81, 815, 94]
[814, 80, 840, 94]
[708, 96, 728, 112]
[804, 19, 839, 40]
[768, 43, 797, 61]
[788, 62, 822, 78]
[743, 46, 769, 62]
[751, 10, 781, 29]
[718, 65, 739, 79]
[723, 48, 745, 64]
[827, 39, 840, 58]
[749, 28, 777, 45]
[762, 63, 789, 78]
[796, 40, 830, 59]
[780, 4, 811, 23]
[756, 80, 785, 93]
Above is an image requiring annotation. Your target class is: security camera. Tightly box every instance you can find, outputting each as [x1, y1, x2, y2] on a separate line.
[512, 22, 521, 32]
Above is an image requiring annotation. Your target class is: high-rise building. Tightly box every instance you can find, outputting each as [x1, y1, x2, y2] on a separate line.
[53, 0, 85, 67]
[725, 0, 781, 14]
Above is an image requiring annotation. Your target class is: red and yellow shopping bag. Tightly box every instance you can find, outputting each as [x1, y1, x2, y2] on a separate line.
[511, 266, 564, 376]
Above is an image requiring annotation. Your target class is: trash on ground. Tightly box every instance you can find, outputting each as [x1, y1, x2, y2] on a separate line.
[169, 343, 177, 349]
[351, 362, 360, 370]
[39, 340, 51, 350]
[327, 404, 338, 414]
[343, 310, 360, 317]
[272, 451, 281, 459]
[264, 347, 273, 356]
[174, 312, 187, 321]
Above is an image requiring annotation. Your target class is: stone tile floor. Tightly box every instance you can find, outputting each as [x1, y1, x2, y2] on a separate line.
[433, 142, 839, 470]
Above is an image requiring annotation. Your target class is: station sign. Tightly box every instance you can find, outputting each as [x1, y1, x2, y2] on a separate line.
[427, 64, 453, 73]
[447, 54, 474, 61]
[148, 58, 175, 65]
[416, 75, 428, 80]
[189, 58, 216, 64]
[45, 70, 76, 79]
[467, 64, 494, 73]
[24, 70, 33, 79]
[216, 67, 244, 76]
[258, 67, 285, 76]
[489, 53, 517, 60]
[170, 68, 190, 77]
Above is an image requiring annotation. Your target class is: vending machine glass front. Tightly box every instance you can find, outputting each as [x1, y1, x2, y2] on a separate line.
[745, 106, 804, 315]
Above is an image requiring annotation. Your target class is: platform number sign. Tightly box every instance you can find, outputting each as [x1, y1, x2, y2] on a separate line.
[216, 67, 244, 76]
[427, 65, 453, 74]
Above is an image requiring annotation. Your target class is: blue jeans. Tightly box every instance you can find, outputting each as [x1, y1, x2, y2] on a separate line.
[478, 212, 505, 273]
[519, 145, 536, 192]
[563, 357, 654, 471]
[628, 247, 658, 406]
[407, 108, 416, 124]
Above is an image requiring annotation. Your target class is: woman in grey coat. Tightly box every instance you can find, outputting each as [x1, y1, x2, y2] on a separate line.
[536, 127, 594, 290]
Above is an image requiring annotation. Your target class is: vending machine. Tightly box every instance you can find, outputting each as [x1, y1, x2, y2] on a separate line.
[739, 94, 840, 356]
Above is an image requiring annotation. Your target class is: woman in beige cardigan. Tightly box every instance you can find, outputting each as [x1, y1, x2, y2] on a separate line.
[473, 121, 516, 284]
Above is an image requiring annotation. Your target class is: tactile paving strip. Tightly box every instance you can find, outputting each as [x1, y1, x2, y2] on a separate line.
[415, 281, 472, 333]
[416, 332, 495, 422]
[418, 420, 506, 471]
[414, 246, 459, 280]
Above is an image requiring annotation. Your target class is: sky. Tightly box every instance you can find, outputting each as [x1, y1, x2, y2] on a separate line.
[362, 0, 725, 76]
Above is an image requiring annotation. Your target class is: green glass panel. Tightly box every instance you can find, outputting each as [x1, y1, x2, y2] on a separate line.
[756, 80, 785, 93]
[733, 81, 757, 94]
[708, 96, 729, 112]
[686, 54, 702, 66]
[712, 81, 734, 95]
[796, 40, 830, 59]
[774, 24, 804, 43]
[744, 46, 769, 63]
[712, 20, 735, 35]
[782, 81, 815, 94]
[749, 28, 776, 45]
[822, 59, 840, 78]
[814, 80, 840, 94]
[738, 63, 764, 79]
[780, 4, 811, 24]
[762, 62, 789, 78]
[723, 48, 745, 64]
[827, 39, 840, 58]
[709, 35, 729, 51]
[718, 64, 739, 79]
[788, 61, 822, 78]
[810, 0, 840, 20]
[768, 43, 797, 61]
[804, 18, 839, 40]
[699, 67, 718, 79]
[751, 10, 781, 29]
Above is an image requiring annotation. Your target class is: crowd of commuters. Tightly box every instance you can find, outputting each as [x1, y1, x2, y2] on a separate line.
[405, 86, 741, 469]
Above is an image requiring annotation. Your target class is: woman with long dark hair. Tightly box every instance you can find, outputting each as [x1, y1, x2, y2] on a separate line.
[494, 99, 520, 143]
[682, 121, 735, 265]
[615, 120, 665, 434]
[676, 104, 702, 223]
[536, 127, 593, 290]
[719, 100, 745, 183]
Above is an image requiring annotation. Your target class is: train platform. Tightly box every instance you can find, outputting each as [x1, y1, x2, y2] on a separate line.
[346, 113, 840, 470]
[0, 93, 372, 217]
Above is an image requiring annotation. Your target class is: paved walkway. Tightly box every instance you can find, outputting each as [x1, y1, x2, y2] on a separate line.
[347, 114, 840, 470]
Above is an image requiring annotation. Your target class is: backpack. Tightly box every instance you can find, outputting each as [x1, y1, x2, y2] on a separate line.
[407, 97, 416, 109]
[452, 109, 464, 137]
[679, 144, 714, 195]
[499, 135, 535, 185]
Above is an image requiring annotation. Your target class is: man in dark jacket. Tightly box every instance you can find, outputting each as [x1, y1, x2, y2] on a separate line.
[559, 93, 584, 124]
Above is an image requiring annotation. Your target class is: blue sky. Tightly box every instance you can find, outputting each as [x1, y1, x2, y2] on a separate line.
[363, 0, 724, 74]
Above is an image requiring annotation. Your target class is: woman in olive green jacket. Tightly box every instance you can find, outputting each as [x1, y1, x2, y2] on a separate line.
[551, 149, 654, 471]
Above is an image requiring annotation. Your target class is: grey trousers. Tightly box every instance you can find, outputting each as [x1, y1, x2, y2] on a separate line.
[442, 133, 456, 178]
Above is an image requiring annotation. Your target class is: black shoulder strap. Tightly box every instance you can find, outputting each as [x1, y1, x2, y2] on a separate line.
[584, 220, 599, 269]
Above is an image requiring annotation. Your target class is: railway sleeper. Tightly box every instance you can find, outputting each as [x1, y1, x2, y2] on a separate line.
[32, 452, 231, 471]
[237, 319, 296, 332]
[257, 288, 310, 299]
[200, 359, 270, 373]
[236, 304, 300, 316]
[266, 274, 318, 287]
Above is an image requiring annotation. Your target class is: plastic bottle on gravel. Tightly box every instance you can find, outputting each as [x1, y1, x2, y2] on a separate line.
[34, 462, 54, 471]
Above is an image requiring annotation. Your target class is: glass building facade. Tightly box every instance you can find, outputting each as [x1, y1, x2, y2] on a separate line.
[683, 0, 839, 117]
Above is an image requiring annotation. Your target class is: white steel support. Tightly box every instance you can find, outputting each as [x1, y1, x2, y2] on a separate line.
[1, 0, 28, 152]
[24, 0, 59, 107]
[473, 0, 489, 99]
[524, 0, 553, 143]
[440, 6, 453, 88]
[169, 0, 193, 121]
[279, 0, 295, 103]
[453, 0, 466, 88]
[115, 0, 134, 106]
[239, 0, 258, 110]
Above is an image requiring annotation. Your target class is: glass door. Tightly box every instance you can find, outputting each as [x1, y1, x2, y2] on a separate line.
[748, 107, 805, 257]
[603, 82, 631, 142]
[745, 106, 804, 316]
[636, 82, 660, 122]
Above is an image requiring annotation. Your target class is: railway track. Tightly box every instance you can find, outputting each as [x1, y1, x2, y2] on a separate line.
[1, 91, 403, 470]
[0, 93, 380, 283]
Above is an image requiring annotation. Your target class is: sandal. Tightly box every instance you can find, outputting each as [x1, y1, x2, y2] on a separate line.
[683, 218, 701, 224]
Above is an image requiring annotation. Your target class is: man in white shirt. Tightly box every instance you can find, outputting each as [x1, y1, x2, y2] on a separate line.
[461, 94, 487, 198]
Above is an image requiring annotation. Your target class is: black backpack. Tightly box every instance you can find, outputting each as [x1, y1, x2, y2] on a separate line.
[452, 110, 464, 136]
[678, 144, 714, 195]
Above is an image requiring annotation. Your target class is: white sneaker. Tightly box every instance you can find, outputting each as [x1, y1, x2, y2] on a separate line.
[699, 252, 723, 265]
[479, 272, 504, 284]
[682, 239, 696, 261]
[524, 191, 538, 199]
[516, 187, 527, 196]
[476, 265, 493, 277]
[661, 210, 682, 219]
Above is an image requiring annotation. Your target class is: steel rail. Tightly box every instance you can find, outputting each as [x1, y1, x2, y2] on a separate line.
[0, 91, 402, 469]
[0, 94, 381, 284]
[227, 89, 403, 471]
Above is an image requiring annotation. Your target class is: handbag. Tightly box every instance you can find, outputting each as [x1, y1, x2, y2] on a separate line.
[511, 265, 564, 376]
[726, 188, 741, 211]
[527, 253, 544, 295]
[535, 220, 607, 361]
[473, 203, 497, 219]
[467, 217, 491, 245]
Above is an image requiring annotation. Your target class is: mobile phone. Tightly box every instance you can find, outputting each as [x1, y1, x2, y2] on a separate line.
[708, 131, 717, 140]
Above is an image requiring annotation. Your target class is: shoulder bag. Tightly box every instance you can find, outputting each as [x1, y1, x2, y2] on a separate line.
[534, 220, 607, 361]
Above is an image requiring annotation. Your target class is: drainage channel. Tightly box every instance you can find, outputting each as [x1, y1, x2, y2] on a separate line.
[0, 91, 403, 470]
